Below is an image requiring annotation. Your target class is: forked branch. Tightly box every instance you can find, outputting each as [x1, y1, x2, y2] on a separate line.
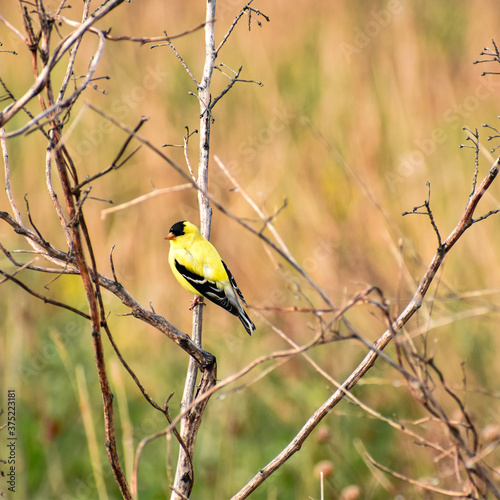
[230, 156, 500, 499]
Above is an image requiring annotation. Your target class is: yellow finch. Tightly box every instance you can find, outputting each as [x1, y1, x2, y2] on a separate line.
[166, 220, 256, 335]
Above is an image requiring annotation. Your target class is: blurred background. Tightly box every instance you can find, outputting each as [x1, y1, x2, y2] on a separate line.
[2, 1, 500, 498]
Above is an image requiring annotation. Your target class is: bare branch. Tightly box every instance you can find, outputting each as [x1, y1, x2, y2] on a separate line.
[402, 181, 443, 248]
[0, 207, 216, 369]
[474, 39, 500, 75]
[1, 28, 107, 137]
[1, 129, 22, 223]
[79, 106, 337, 311]
[214, 155, 333, 306]
[72, 116, 147, 194]
[56, 16, 212, 45]
[216, 1, 270, 55]
[101, 183, 194, 219]
[0, 252, 90, 319]
[210, 65, 263, 111]
[57, 0, 91, 105]
[359, 442, 472, 497]
[470, 208, 500, 224]
[171, 2, 217, 496]
[183, 126, 197, 181]
[0, 0, 126, 129]
[0, 12, 28, 44]
[157, 31, 199, 87]
[230, 156, 500, 499]
[462, 127, 480, 195]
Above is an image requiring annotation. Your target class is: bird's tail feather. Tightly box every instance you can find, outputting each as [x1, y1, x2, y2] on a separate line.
[239, 310, 256, 336]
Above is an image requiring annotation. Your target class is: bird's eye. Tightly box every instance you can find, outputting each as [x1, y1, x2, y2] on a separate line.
[169, 221, 186, 236]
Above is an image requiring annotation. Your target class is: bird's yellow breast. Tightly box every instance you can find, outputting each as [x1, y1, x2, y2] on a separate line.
[168, 232, 230, 292]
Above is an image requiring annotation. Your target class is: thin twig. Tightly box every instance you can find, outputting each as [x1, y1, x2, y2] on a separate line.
[55, 16, 212, 45]
[230, 156, 500, 500]
[161, 31, 199, 87]
[359, 441, 471, 497]
[0, 12, 28, 44]
[402, 181, 442, 248]
[214, 155, 333, 306]
[216, 1, 270, 55]
[24, 195, 49, 246]
[101, 183, 193, 219]
[0, 264, 90, 319]
[1, 207, 216, 369]
[0, 0, 124, 128]
[72, 117, 147, 194]
[57, 0, 91, 104]
[46, 141, 72, 249]
[183, 126, 197, 181]
[1, 129, 22, 224]
[261, 314, 449, 457]
[83, 104, 339, 305]
[1, 28, 107, 138]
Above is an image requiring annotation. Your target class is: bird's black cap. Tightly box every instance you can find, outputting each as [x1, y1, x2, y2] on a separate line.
[169, 221, 186, 237]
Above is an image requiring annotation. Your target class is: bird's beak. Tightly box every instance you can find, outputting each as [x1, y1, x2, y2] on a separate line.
[165, 232, 176, 241]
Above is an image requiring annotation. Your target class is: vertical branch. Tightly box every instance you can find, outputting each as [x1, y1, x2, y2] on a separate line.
[20, 3, 132, 498]
[171, 2, 217, 499]
[1, 129, 22, 224]
[50, 131, 132, 499]
[192, 0, 217, 348]
[198, 1, 216, 238]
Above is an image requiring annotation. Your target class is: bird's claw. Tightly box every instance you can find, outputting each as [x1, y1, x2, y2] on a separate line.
[189, 296, 206, 310]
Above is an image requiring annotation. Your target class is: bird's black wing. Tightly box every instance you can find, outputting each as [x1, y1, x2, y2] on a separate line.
[222, 261, 247, 306]
[174, 259, 239, 316]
